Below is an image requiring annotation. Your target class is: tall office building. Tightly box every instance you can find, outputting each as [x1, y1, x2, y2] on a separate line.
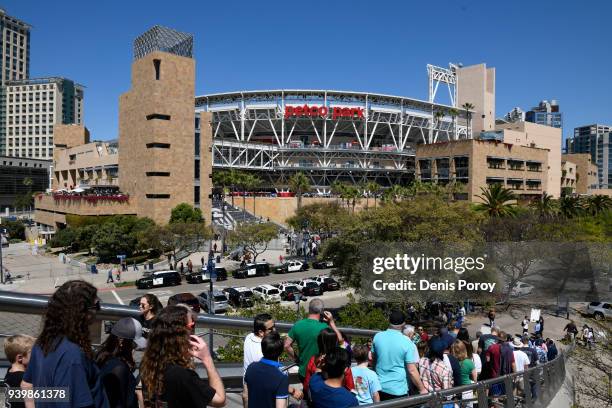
[0, 8, 30, 84]
[4, 77, 84, 159]
[525, 100, 562, 129]
[566, 124, 612, 188]
[504, 107, 525, 123]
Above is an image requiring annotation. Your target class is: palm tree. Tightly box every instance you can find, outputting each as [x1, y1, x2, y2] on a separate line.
[462, 102, 475, 138]
[433, 110, 445, 143]
[343, 185, 361, 214]
[289, 172, 311, 209]
[475, 184, 517, 217]
[558, 195, 583, 219]
[383, 184, 407, 203]
[584, 195, 611, 216]
[245, 174, 262, 217]
[448, 108, 459, 140]
[530, 192, 557, 218]
[331, 181, 345, 206]
[364, 181, 381, 208]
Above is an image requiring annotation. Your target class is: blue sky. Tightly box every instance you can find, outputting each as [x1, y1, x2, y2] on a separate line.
[7, 0, 612, 142]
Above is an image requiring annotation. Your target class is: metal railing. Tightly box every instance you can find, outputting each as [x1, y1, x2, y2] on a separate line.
[0, 291, 567, 407]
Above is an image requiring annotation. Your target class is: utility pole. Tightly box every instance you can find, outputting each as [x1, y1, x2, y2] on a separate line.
[0, 226, 7, 284]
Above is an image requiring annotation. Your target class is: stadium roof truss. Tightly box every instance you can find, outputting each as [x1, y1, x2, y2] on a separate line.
[198, 90, 470, 188]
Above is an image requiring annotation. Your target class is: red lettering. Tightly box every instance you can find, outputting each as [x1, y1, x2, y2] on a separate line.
[341, 108, 351, 117]
[356, 108, 364, 118]
[319, 106, 328, 117]
[295, 106, 303, 116]
[285, 106, 294, 118]
[310, 106, 319, 116]
[332, 107, 342, 120]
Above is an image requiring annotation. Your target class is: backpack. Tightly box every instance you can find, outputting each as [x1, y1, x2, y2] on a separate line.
[536, 347, 547, 364]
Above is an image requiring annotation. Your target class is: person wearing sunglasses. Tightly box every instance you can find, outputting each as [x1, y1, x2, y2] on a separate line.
[140, 305, 225, 408]
[137, 294, 163, 339]
[21, 280, 110, 408]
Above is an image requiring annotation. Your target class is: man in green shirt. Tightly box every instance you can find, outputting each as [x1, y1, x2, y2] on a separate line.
[284, 298, 329, 380]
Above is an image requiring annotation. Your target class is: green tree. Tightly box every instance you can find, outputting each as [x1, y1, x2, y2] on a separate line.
[462, 102, 475, 137]
[331, 181, 346, 206]
[245, 174, 262, 217]
[474, 184, 517, 217]
[75, 225, 98, 253]
[342, 185, 361, 214]
[287, 202, 351, 236]
[1, 219, 26, 241]
[170, 203, 203, 223]
[227, 222, 278, 262]
[289, 172, 311, 210]
[584, 195, 612, 216]
[364, 182, 381, 208]
[558, 195, 583, 219]
[530, 192, 557, 219]
[137, 222, 211, 263]
[448, 108, 459, 140]
[91, 223, 137, 262]
[49, 228, 77, 251]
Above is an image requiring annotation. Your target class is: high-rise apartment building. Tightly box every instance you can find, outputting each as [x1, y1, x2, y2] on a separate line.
[0, 8, 30, 84]
[3, 77, 84, 160]
[504, 107, 525, 123]
[565, 124, 612, 188]
[525, 100, 562, 129]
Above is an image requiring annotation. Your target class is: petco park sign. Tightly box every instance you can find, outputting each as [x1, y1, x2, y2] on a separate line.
[284, 104, 364, 120]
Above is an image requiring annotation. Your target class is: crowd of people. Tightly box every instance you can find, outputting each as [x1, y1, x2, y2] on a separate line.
[2, 280, 561, 408]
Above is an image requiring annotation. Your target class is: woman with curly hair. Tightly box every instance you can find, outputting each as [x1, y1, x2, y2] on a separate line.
[137, 294, 163, 339]
[21, 280, 109, 408]
[140, 305, 225, 407]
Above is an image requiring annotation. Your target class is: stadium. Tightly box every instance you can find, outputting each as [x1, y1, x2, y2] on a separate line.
[196, 82, 472, 192]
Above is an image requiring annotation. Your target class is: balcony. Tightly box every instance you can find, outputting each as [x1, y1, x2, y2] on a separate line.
[35, 193, 135, 226]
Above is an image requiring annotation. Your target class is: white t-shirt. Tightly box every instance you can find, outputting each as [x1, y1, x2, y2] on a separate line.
[243, 332, 263, 375]
[522, 319, 529, 330]
[513, 350, 530, 373]
[471, 353, 482, 374]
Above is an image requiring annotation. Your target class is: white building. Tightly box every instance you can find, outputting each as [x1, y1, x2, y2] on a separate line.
[4, 77, 84, 160]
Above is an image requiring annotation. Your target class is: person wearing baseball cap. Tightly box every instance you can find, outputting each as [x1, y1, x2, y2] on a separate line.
[372, 310, 427, 400]
[95, 318, 146, 408]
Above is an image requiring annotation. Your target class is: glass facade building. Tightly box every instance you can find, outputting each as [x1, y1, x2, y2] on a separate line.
[525, 100, 562, 129]
[566, 124, 612, 188]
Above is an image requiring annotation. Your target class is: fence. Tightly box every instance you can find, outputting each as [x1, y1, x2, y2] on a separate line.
[0, 291, 567, 407]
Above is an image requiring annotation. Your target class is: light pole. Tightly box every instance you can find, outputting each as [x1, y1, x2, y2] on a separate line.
[294, 293, 302, 316]
[0, 227, 6, 284]
[207, 255, 215, 351]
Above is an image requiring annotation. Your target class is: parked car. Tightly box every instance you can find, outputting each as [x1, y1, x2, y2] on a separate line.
[167, 292, 200, 313]
[312, 259, 335, 269]
[275, 283, 305, 301]
[225, 286, 255, 308]
[313, 276, 340, 292]
[197, 290, 229, 314]
[186, 267, 228, 283]
[508, 281, 534, 297]
[296, 279, 322, 296]
[135, 270, 181, 289]
[587, 301, 612, 321]
[234, 262, 270, 279]
[252, 284, 282, 303]
[278, 260, 308, 274]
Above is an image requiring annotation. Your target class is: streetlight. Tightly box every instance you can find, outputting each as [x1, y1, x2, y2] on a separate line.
[302, 220, 310, 265]
[0, 227, 6, 284]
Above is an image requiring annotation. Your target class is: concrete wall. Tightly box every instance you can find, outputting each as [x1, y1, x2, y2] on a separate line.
[35, 194, 135, 228]
[416, 139, 548, 202]
[53, 141, 118, 189]
[562, 153, 598, 195]
[230, 196, 369, 226]
[457, 64, 496, 135]
[119, 51, 197, 225]
[561, 160, 576, 194]
[496, 121, 562, 198]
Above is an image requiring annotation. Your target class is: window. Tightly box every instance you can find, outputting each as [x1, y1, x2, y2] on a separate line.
[153, 59, 161, 80]
[145, 113, 171, 120]
[195, 133, 200, 156]
[146, 194, 170, 199]
[194, 159, 200, 179]
[146, 142, 171, 149]
[194, 186, 200, 204]
[145, 172, 171, 176]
